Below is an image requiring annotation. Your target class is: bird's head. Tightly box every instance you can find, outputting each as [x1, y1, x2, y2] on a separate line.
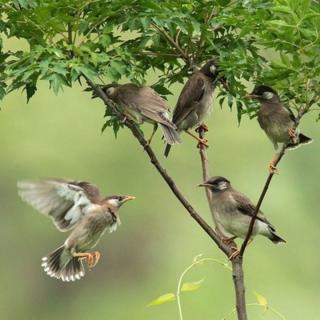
[201, 59, 219, 79]
[199, 176, 231, 192]
[104, 195, 136, 208]
[102, 84, 119, 98]
[244, 85, 280, 103]
[201, 59, 228, 89]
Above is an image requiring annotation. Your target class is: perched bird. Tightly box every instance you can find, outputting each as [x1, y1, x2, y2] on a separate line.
[100, 83, 181, 146]
[17, 179, 135, 282]
[164, 59, 222, 157]
[245, 85, 313, 173]
[199, 176, 285, 258]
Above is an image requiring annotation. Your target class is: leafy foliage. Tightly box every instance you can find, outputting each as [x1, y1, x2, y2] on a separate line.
[0, 0, 319, 130]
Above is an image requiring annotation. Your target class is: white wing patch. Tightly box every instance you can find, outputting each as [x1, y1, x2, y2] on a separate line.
[17, 179, 95, 231]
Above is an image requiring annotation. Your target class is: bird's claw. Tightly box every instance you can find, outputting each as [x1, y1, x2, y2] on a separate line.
[120, 115, 127, 124]
[196, 138, 209, 149]
[268, 163, 279, 175]
[222, 236, 236, 246]
[228, 248, 240, 260]
[288, 127, 296, 138]
[77, 251, 101, 270]
[195, 123, 209, 133]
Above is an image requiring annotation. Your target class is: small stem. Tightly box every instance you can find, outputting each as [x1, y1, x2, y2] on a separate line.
[231, 257, 247, 320]
[197, 127, 224, 236]
[240, 93, 317, 256]
[150, 22, 189, 64]
[176, 257, 231, 320]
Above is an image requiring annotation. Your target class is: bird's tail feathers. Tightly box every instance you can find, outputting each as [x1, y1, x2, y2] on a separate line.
[268, 229, 286, 244]
[164, 144, 172, 157]
[286, 133, 313, 150]
[160, 124, 181, 146]
[41, 245, 85, 282]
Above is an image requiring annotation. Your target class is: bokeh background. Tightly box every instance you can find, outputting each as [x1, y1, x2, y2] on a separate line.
[1, 41, 319, 320]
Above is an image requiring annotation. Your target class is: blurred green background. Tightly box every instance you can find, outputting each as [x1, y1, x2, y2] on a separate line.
[1, 42, 320, 320]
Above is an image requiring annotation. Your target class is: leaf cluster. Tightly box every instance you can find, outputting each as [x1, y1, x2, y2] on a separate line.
[0, 0, 319, 132]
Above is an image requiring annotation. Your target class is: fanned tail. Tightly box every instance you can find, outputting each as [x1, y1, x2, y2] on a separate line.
[41, 245, 85, 282]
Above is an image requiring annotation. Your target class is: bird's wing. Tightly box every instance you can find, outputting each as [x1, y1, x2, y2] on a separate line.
[118, 85, 175, 127]
[232, 192, 274, 229]
[172, 73, 206, 125]
[17, 179, 101, 232]
[284, 105, 297, 124]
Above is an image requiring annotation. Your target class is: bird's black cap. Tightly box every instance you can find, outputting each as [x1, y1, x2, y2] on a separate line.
[251, 85, 278, 96]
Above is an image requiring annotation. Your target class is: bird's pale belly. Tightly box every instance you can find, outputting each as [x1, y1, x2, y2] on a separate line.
[265, 123, 289, 143]
[76, 227, 108, 252]
[218, 211, 258, 239]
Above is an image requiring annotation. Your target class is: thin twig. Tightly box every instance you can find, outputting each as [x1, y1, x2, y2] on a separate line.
[197, 127, 247, 320]
[151, 22, 189, 64]
[197, 127, 224, 236]
[84, 76, 232, 256]
[239, 95, 318, 256]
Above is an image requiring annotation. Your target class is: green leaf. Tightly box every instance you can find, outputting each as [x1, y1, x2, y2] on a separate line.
[25, 82, 37, 102]
[181, 279, 204, 292]
[254, 291, 268, 310]
[148, 293, 176, 306]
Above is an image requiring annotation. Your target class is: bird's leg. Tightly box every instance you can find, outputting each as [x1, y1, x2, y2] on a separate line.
[222, 236, 237, 246]
[73, 251, 101, 270]
[185, 130, 209, 148]
[228, 249, 240, 260]
[146, 123, 158, 146]
[268, 154, 279, 174]
[91, 251, 101, 268]
[228, 239, 253, 260]
[288, 127, 298, 143]
[120, 114, 128, 123]
[195, 123, 209, 132]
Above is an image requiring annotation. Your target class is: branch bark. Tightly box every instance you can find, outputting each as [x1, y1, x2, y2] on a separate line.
[84, 76, 232, 257]
[197, 127, 247, 320]
[239, 99, 316, 256]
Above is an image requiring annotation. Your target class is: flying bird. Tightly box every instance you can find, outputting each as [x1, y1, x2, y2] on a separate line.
[18, 179, 135, 282]
[99, 83, 181, 146]
[164, 59, 223, 157]
[199, 176, 285, 259]
[245, 85, 312, 173]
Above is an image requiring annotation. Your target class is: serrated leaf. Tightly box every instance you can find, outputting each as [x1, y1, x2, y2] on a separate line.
[25, 82, 37, 102]
[148, 293, 176, 306]
[181, 279, 204, 292]
[254, 291, 268, 310]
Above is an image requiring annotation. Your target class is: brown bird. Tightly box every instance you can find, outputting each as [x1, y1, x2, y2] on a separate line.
[100, 83, 181, 146]
[199, 176, 285, 259]
[244, 85, 313, 173]
[164, 59, 222, 157]
[17, 179, 135, 282]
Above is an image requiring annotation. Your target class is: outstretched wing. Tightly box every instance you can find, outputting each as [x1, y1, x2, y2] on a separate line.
[17, 179, 101, 232]
[232, 192, 274, 229]
[172, 73, 206, 126]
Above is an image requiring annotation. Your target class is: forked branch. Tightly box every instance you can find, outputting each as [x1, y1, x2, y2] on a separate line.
[84, 76, 231, 256]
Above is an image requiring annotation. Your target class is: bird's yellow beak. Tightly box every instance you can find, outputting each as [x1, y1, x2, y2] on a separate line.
[198, 183, 211, 188]
[243, 94, 259, 100]
[123, 195, 136, 202]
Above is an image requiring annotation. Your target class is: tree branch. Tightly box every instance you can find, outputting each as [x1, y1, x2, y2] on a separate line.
[197, 127, 247, 320]
[239, 97, 317, 256]
[197, 127, 224, 236]
[84, 76, 232, 256]
[150, 23, 190, 64]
